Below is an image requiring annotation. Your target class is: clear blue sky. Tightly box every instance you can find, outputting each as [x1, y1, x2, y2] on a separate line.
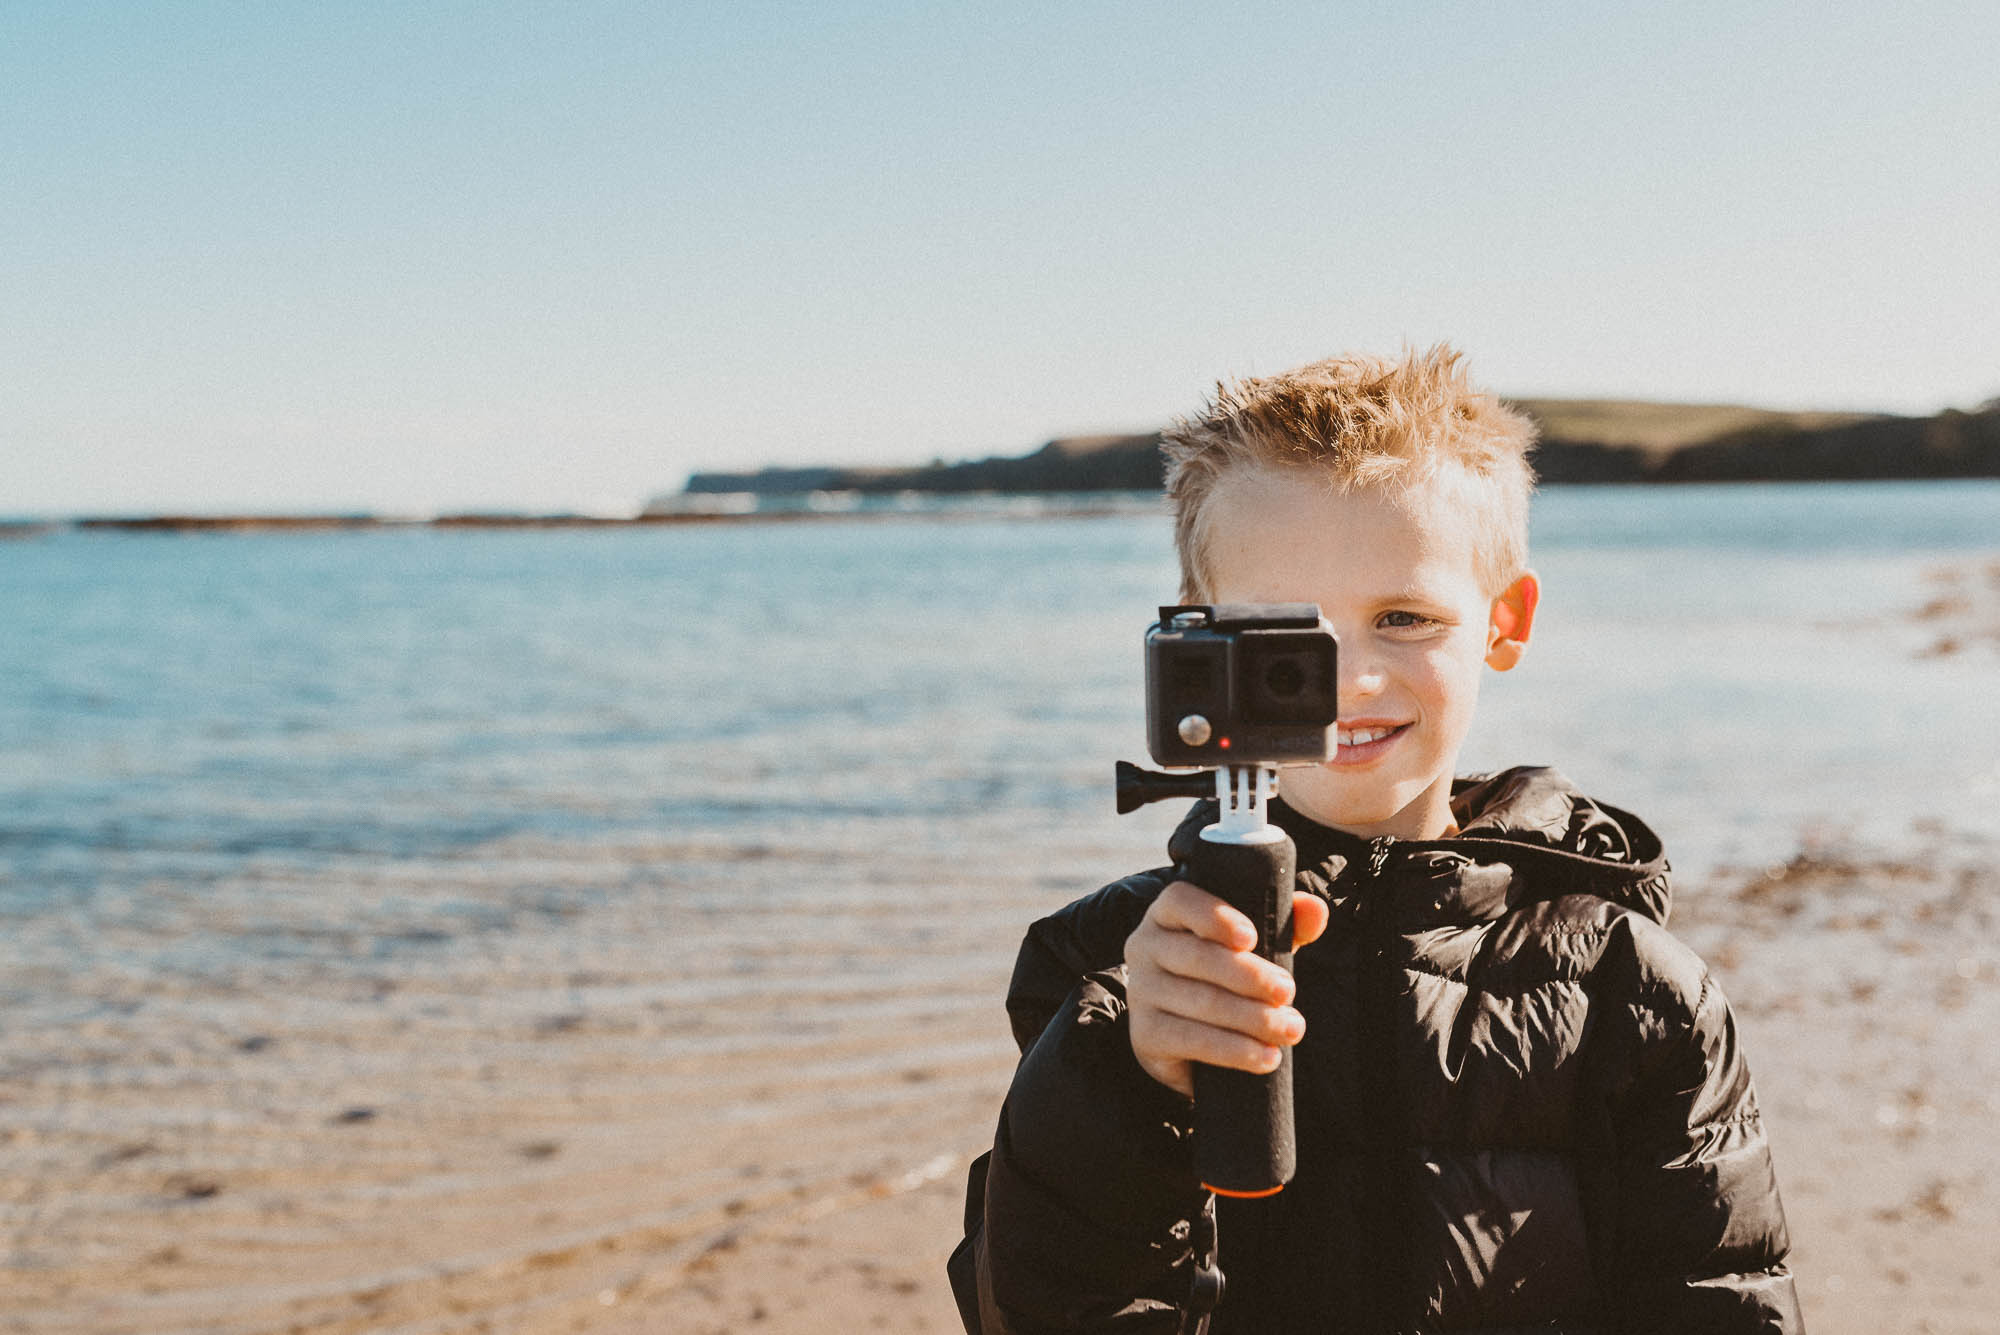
[5, 1, 1996, 516]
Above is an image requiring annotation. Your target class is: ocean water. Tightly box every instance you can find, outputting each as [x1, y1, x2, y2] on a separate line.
[5, 483, 1996, 916]
[1, 480, 1994, 1020]
[3, 482, 1996, 1326]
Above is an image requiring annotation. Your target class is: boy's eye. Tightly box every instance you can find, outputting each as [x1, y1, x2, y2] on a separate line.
[1378, 610, 1439, 630]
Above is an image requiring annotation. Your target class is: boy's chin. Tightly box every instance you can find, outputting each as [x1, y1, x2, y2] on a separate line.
[1282, 769, 1451, 840]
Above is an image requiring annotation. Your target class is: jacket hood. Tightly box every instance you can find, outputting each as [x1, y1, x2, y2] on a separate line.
[1166, 765, 1673, 930]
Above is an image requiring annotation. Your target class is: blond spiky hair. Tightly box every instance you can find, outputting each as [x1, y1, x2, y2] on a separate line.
[1164, 344, 1538, 600]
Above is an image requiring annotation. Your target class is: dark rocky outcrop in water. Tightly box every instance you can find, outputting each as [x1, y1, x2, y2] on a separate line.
[681, 402, 2000, 496]
[682, 433, 1166, 496]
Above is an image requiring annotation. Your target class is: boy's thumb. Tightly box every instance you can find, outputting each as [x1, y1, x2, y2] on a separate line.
[1292, 891, 1330, 949]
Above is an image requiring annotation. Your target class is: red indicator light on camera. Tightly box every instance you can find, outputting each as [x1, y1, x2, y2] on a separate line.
[1218, 737, 1231, 749]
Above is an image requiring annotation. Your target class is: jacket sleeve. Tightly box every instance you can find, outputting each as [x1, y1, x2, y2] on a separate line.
[1596, 930, 1803, 1333]
[951, 876, 1213, 1334]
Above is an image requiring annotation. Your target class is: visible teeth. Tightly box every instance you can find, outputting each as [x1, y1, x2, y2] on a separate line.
[1337, 726, 1398, 747]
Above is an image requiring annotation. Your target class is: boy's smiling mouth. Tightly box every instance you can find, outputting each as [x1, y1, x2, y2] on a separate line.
[1332, 721, 1411, 764]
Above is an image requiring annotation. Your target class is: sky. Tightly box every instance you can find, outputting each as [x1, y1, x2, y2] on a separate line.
[4, 1, 1996, 516]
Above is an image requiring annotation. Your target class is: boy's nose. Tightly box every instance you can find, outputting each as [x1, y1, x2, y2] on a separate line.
[1339, 657, 1387, 700]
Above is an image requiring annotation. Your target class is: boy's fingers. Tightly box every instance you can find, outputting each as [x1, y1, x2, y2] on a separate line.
[1146, 928, 1294, 1004]
[1292, 891, 1330, 949]
[1137, 968, 1305, 1047]
[1152, 881, 1256, 950]
[1154, 882, 1329, 955]
[1136, 1010, 1284, 1076]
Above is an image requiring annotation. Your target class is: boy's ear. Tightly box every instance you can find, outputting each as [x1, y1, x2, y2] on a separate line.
[1484, 571, 1540, 672]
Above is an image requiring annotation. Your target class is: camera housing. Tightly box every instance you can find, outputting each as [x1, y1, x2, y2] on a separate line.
[1144, 604, 1339, 768]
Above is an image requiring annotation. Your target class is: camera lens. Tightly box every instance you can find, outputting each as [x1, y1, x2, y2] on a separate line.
[1263, 658, 1305, 698]
[1236, 630, 1337, 729]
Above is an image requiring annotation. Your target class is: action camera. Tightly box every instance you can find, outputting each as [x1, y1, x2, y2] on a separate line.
[1143, 603, 1339, 768]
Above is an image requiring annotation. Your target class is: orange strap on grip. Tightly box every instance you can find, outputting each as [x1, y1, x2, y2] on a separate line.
[1204, 1182, 1284, 1199]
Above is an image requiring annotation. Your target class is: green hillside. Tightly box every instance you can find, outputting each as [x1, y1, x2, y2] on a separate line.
[678, 397, 1998, 497]
[1508, 399, 1878, 456]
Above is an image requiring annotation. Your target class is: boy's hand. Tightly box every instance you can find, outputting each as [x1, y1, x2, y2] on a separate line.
[1124, 882, 1330, 1100]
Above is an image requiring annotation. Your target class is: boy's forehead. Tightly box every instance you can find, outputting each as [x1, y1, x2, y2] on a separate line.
[1207, 466, 1481, 568]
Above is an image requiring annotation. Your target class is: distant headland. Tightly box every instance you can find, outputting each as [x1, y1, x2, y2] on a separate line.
[678, 397, 2000, 501]
[6, 397, 1995, 539]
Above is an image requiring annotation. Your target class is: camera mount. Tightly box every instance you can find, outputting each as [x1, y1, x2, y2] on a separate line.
[1115, 760, 1277, 835]
[1116, 602, 1340, 1206]
[1210, 764, 1278, 840]
[1115, 603, 1339, 1325]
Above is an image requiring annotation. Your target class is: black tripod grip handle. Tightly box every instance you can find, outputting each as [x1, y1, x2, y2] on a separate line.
[1184, 829, 1298, 1196]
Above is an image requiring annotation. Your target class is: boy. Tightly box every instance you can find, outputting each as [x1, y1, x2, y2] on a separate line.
[950, 347, 1799, 1333]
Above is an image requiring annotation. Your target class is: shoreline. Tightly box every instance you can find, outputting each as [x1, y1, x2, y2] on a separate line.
[5, 476, 1999, 539]
[0, 500, 1163, 537]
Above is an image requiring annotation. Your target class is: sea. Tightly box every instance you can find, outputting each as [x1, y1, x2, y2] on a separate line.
[5, 483, 1996, 925]
[2, 481, 1997, 1328]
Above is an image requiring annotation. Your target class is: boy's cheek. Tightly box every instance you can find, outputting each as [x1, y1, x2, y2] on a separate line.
[1406, 654, 1478, 701]
[1410, 633, 1482, 671]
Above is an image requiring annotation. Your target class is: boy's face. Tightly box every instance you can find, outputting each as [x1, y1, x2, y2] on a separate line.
[1202, 465, 1536, 841]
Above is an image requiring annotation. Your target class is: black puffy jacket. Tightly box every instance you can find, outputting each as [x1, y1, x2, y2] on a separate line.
[951, 768, 1800, 1333]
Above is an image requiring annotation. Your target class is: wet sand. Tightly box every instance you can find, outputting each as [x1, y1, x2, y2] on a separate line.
[7, 829, 1995, 1334]
[0, 823, 1075, 1335]
[667, 840, 2000, 1335]
[1908, 557, 2000, 660]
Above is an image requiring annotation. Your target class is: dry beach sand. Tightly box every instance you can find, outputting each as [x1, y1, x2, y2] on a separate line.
[635, 836, 2000, 1335]
[10, 826, 1995, 1335]
[2, 822, 1047, 1335]
[7, 841, 1998, 1335]
[6, 563, 1998, 1335]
